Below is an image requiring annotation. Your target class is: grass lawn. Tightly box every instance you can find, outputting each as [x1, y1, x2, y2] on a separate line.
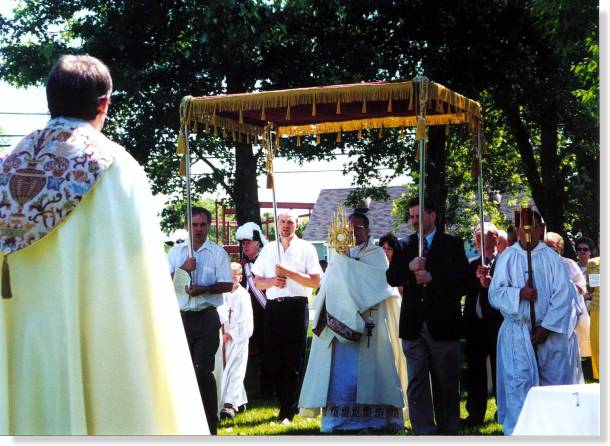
[218, 395, 503, 436]
[218, 321, 504, 436]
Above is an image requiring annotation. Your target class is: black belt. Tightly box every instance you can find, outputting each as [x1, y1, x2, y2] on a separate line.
[269, 296, 308, 303]
[180, 306, 216, 316]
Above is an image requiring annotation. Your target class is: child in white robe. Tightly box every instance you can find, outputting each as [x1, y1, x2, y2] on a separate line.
[219, 262, 254, 418]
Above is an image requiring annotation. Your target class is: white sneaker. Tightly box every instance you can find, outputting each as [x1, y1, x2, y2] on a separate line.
[280, 418, 292, 425]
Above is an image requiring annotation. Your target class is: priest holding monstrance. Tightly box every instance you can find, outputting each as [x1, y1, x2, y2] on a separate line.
[299, 206, 408, 433]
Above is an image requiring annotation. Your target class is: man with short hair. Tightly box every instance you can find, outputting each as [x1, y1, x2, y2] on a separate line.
[461, 222, 503, 427]
[0, 55, 208, 434]
[235, 222, 273, 398]
[167, 206, 233, 435]
[489, 210, 578, 435]
[386, 197, 471, 435]
[496, 229, 509, 254]
[252, 212, 322, 423]
[299, 211, 407, 433]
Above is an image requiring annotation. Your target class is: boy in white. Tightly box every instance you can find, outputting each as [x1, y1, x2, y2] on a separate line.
[219, 263, 254, 418]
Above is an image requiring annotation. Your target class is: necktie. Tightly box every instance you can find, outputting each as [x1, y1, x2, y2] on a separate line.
[422, 237, 430, 258]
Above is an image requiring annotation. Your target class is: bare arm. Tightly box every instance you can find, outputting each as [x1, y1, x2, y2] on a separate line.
[185, 281, 233, 296]
[276, 264, 320, 289]
[254, 274, 286, 290]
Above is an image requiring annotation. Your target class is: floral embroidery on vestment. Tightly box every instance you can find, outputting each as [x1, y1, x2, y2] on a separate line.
[0, 117, 115, 254]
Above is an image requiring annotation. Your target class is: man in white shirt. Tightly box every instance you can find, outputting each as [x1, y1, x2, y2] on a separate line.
[252, 212, 322, 423]
[167, 207, 233, 435]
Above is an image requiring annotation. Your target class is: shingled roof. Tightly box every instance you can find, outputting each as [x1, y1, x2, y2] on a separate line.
[302, 186, 411, 241]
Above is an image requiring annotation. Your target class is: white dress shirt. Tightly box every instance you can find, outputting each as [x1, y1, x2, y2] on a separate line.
[251, 236, 322, 300]
[167, 239, 232, 310]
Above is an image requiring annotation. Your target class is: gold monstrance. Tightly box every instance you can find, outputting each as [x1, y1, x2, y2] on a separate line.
[328, 204, 355, 256]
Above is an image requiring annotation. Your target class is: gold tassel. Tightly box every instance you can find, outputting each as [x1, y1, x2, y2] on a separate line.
[177, 134, 186, 155]
[378, 126, 383, 138]
[361, 98, 367, 113]
[232, 130, 237, 142]
[222, 128, 227, 139]
[297, 135, 301, 147]
[212, 109, 217, 126]
[261, 107, 266, 120]
[204, 122, 209, 134]
[2, 255, 12, 299]
[408, 92, 414, 110]
[213, 126, 218, 137]
[179, 157, 186, 177]
[445, 124, 450, 136]
[312, 99, 317, 117]
[239, 109, 244, 124]
[266, 172, 274, 189]
[416, 116, 426, 140]
[316, 133, 321, 144]
[387, 97, 393, 112]
[193, 121, 198, 133]
[336, 100, 341, 115]
[285, 103, 291, 121]
[336, 131, 341, 143]
[357, 129, 362, 139]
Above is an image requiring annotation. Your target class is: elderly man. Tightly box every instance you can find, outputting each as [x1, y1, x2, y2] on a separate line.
[252, 212, 322, 424]
[0, 55, 207, 434]
[299, 212, 407, 433]
[489, 210, 579, 435]
[235, 222, 273, 398]
[462, 222, 503, 427]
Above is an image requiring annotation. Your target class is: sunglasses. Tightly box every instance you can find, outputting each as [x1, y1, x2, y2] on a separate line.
[577, 247, 590, 252]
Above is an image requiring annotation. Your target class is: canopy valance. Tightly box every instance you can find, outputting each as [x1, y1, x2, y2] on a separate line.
[177, 79, 482, 148]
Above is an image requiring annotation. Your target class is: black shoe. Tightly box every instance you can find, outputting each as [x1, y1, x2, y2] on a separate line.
[220, 405, 236, 419]
[459, 417, 482, 428]
[238, 404, 247, 412]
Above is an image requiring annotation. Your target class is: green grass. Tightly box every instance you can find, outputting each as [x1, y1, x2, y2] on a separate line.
[218, 396, 503, 436]
[218, 317, 506, 436]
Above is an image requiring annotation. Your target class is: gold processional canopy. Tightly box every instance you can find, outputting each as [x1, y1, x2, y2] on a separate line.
[177, 78, 484, 166]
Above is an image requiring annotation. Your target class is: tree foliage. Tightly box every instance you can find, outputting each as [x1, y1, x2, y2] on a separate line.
[0, 0, 598, 247]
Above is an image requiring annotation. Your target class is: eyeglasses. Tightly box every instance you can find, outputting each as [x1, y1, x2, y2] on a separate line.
[577, 247, 590, 252]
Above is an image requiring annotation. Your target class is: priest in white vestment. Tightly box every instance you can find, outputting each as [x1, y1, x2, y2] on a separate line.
[299, 212, 408, 433]
[489, 211, 579, 435]
[218, 263, 254, 418]
[0, 55, 208, 435]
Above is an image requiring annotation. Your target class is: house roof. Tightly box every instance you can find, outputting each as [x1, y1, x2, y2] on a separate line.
[302, 186, 411, 241]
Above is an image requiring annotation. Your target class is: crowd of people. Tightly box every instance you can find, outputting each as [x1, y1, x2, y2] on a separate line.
[0, 54, 600, 436]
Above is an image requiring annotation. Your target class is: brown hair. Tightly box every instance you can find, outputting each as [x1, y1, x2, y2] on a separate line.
[47, 55, 112, 120]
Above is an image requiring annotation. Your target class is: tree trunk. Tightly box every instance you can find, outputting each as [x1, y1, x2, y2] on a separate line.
[233, 140, 262, 226]
[426, 125, 448, 233]
[227, 76, 261, 227]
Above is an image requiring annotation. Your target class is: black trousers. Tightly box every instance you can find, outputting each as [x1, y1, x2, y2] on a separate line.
[181, 308, 220, 435]
[249, 295, 273, 397]
[464, 317, 498, 424]
[264, 297, 309, 420]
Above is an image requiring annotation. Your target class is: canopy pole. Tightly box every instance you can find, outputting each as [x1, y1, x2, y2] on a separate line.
[418, 139, 426, 257]
[184, 122, 194, 284]
[415, 76, 429, 258]
[264, 124, 281, 260]
[476, 127, 487, 266]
